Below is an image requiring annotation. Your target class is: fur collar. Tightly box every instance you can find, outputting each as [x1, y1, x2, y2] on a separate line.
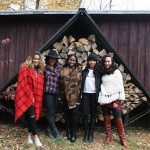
[102, 64, 118, 75]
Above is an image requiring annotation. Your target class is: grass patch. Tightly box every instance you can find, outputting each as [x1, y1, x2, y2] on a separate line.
[0, 124, 150, 150]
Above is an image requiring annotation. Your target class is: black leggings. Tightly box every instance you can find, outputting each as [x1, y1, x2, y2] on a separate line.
[26, 105, 37, 135]
[101, 105, 122, 120]
[82, 93, 97, 121]
[63, 98, 79, 134]
[44, 92, 58, 133]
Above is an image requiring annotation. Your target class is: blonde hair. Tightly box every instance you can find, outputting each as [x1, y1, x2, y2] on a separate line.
[23, 51, 45, 72]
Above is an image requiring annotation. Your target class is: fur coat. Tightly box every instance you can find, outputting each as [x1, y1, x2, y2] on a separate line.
[60, 66, 82, 109]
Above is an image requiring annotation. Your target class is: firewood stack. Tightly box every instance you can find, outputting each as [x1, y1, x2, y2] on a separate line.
[41, 35, 107, 66]
[1, 35, 147, 122]
[118, 64, 147, 114]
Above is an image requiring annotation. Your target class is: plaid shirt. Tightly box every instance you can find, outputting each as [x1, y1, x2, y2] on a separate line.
[44, 63, 61, 94]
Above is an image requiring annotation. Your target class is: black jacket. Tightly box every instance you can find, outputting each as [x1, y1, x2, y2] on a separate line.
[80, 68, 101, 100]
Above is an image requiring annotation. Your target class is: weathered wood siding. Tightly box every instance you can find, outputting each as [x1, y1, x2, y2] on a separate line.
[93, 14, 150, 93]
[0, 13, 150, 93]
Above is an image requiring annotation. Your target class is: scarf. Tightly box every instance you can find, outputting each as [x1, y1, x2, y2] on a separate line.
[102, 64, 118, 75]
[98, 69, 125, 104]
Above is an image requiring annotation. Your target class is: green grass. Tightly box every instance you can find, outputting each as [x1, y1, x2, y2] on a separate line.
[0, 124, 150, 150]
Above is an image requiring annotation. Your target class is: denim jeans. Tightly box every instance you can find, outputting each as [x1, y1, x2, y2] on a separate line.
[44, 92, 58, 134]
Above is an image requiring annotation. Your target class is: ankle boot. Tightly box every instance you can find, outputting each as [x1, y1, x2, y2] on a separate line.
[52, 128, 63, 140]
[83, 132, 89, 142]
[88, 131, 93, 142]
[83, 119, 89, 142]
[104, 116, 112, 144]
[70, 132, 76, 143]
[66, 130, 71, 140]
[88, 119, 95, 142]
[116, 118, 128, 148]
[45, 127, 55, 139]
[27, 133, 33, 144]
[34, 135, 42, 147]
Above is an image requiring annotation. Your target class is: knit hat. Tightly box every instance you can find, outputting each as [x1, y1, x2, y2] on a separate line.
[87, 52, 97, 61]
[45, 49, 58, 59]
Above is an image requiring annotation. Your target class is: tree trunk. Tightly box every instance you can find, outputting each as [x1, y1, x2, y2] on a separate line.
[109, 0, 112, 9]
[36, 0, 40, 9]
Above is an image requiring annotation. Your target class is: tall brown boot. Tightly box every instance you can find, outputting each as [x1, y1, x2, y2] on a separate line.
[116, 118, 128, 148]
[104, 115, 112, 144]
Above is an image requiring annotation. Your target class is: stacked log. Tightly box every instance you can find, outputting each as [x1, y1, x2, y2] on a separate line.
[1, 35, 147, 122]
[118, 64, 147, 114]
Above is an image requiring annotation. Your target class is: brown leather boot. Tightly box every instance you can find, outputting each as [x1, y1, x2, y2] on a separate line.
[104, 115, 112, 144]
[116, 118, 128, 148]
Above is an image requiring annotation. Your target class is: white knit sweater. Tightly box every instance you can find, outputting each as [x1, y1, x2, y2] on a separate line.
[98, 69, 125, 104]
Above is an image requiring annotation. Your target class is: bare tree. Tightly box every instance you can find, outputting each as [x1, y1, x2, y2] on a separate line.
[21, 0, 26, 10]
[36, 0, 40, 9]
[109, 0, 112, 9]
[99, 0, 113, 10]
[99, 0, 102, 9]
[79, 0, 83, 7]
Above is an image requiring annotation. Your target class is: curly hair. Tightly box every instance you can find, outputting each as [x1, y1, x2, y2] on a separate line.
[23, 51, 45, 72]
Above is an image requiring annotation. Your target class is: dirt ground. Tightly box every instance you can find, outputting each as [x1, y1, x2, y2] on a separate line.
[0, 123, 150, 150]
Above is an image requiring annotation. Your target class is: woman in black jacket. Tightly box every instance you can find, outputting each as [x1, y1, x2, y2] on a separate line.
[81, 52, 101, 142]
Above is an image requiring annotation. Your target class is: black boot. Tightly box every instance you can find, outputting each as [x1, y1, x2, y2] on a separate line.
[45, 126, 55, 139]
[70, 123, 77, 143]
[88, 119, 95, 142]
[83, 119, 89, 142]
[66, 130, 71, 140]
[83, 132, 89, 142]
[70, 132, 76, 143]
[88, 131, 93, 142]
[51, 128, 63, 140]
[64, 110, 71, 140]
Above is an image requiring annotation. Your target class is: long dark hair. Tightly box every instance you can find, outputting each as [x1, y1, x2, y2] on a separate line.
[101, 54, 118, 75]
[84, 60, 99, 76]
[63, 54, 79, 68]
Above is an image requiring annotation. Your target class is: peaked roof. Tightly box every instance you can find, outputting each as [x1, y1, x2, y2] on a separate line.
[1, 8, 150, 114]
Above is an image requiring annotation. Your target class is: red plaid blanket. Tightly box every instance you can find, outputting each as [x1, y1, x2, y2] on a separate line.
[15, 65, 44, 122]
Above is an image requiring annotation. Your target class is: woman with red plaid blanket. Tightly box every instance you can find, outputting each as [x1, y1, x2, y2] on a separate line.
[15, 51, 44, 147]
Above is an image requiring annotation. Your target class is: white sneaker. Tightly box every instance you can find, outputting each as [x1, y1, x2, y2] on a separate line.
[34, 135, 42, 147]
[27, 133, 33, 144]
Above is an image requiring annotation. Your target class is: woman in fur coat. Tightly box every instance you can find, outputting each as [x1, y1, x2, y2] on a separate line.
[15, 51, 44, 147]
[98, 54, 128, 148]
[60, 54, 82, 143]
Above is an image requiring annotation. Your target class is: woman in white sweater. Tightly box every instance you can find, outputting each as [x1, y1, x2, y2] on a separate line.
[98, 54, 128, 148]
